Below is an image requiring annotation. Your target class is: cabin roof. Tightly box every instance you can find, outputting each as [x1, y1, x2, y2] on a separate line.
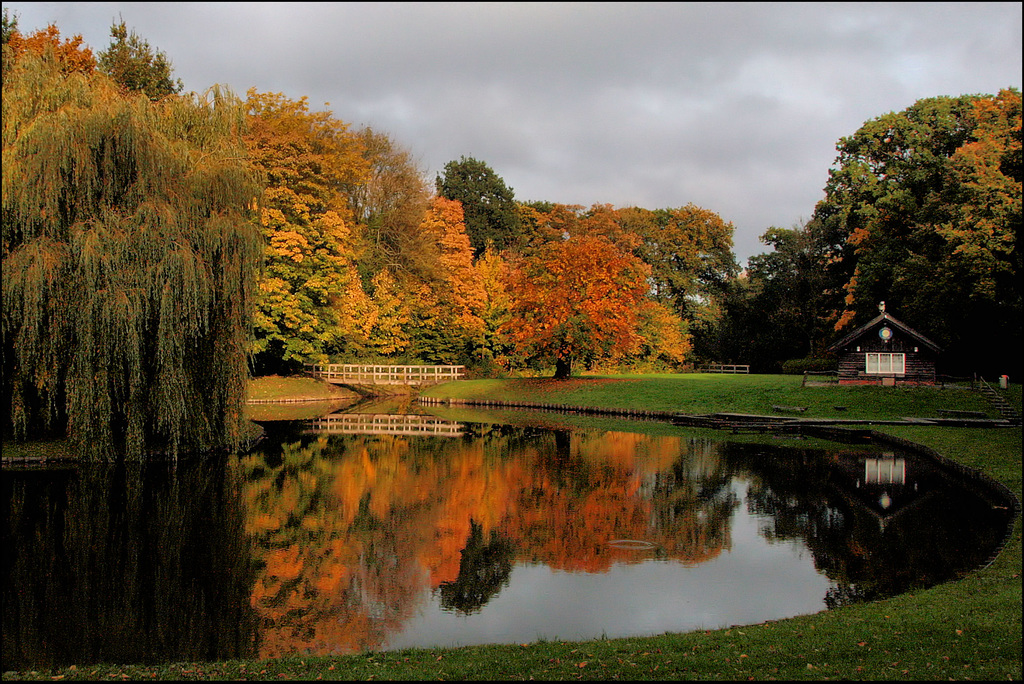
[828, 312, 942, 354]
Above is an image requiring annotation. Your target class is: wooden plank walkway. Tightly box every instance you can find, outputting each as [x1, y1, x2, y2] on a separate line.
[307, 364, 465, 387]
[305, 413, 464, 437]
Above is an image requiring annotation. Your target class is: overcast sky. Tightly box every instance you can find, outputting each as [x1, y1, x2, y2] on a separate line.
[5, 2, 1021, 264]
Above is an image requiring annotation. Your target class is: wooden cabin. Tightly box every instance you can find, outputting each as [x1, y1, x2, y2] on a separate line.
[827, 304, 942, 386]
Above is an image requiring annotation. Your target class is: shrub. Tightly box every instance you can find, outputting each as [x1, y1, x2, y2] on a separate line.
[781, 357, 837, 375]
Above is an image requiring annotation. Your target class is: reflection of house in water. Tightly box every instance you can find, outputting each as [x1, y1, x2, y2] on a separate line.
[864, 457, 905, 485]
[305, 413, 464, 437]
[843, 452, 932, 530]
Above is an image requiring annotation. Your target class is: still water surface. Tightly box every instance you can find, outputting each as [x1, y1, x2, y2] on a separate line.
[3, 418, 1012, 668]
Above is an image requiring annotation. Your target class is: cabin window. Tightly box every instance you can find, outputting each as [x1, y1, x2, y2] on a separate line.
[865, 352, 905, 374]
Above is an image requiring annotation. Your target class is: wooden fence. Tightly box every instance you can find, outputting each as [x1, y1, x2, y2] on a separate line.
[697, 364, 750, 374]
[306, 364, 465, 386]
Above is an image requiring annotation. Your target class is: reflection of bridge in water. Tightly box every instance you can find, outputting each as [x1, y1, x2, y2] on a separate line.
[306, 364, 465, 387]
[306, 413, 464, 437]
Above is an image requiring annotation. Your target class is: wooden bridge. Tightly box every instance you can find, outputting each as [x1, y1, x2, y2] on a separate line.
[306, 364, 465, 387]
[305, 413, 464, 437]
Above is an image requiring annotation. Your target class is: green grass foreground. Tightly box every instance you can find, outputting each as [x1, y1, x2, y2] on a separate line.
[4, 374, 1021, 681]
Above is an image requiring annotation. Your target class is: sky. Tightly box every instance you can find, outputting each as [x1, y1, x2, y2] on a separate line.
[4, 2, 1021, 265]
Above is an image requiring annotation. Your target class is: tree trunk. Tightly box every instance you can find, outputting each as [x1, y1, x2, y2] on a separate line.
[554, 357, 573, 379]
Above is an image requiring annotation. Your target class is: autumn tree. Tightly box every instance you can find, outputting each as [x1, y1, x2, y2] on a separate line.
[472, 246, 516, 370]
[2, 49, 263, 458]
[812, 90, 1022, 375]
[501, 202, 695, 373]
[347, 127, 436, 285]
[638, 206, 736, 364]
[513, 201, 581, 256]
[98, 20, 183, 100]
[628, 300, 692, 371]
[813, 94, 979, 333]
[519, 201, 734, 366]
[2, 18, 96, 75]
[244, 90, 370, 372]
[938, 89, 1022, 373]
[436, 156, 520, 256]
[503, 235, 651, 378]
[406, 197, 487, 363]
[520, 202, 640, 251]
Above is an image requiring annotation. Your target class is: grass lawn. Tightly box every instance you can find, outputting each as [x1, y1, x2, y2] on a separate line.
[3, 373, 1020, 681]
[419, 372, 1002, 420]
[244, 374, 361, 421]
[245, 374, 356, 402]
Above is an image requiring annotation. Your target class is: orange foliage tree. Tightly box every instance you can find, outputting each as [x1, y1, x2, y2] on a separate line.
[940, 88, 1021, 302]
[4, 22, 96, 74]
[503, 235, 651, 378]
[405, 196, 487, 362]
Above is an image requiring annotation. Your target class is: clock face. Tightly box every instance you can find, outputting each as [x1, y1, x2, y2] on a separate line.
[879, 326, 893, 341]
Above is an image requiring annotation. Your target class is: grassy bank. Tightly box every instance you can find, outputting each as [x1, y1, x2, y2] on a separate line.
[244, 374, 360, 421]
[245, 374, 356, 402]
[419, 373, 1004, 420]
[4, 374, 1020, 681]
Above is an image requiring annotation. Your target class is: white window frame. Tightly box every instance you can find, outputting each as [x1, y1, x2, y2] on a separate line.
[865, 352, 905, 375]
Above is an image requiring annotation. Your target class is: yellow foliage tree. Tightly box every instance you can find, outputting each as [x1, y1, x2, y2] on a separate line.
[473, 246, 515, 369]
[244, 90, 370, 371]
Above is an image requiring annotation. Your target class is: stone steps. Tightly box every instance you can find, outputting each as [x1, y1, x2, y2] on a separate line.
[978, 380, 1021, 424]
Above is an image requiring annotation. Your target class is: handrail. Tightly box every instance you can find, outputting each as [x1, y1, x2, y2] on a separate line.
[306, 364, 465, 386]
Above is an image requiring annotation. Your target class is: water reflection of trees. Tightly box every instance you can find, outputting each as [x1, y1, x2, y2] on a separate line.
[235, 427, 737, 657]
[438, 520, 514, 614]
[2, 459, 258, 670]
[639, 437, 739, 563]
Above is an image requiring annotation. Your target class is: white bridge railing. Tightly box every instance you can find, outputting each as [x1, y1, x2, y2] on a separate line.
[306, 364, 465, 386]
[305, 414, 464, 437]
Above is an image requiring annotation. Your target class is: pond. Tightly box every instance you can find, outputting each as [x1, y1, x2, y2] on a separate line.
[2, 416, 1014, 669]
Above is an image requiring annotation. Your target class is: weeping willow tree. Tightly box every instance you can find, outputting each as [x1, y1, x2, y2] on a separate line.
[2, 49, 263, 459]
